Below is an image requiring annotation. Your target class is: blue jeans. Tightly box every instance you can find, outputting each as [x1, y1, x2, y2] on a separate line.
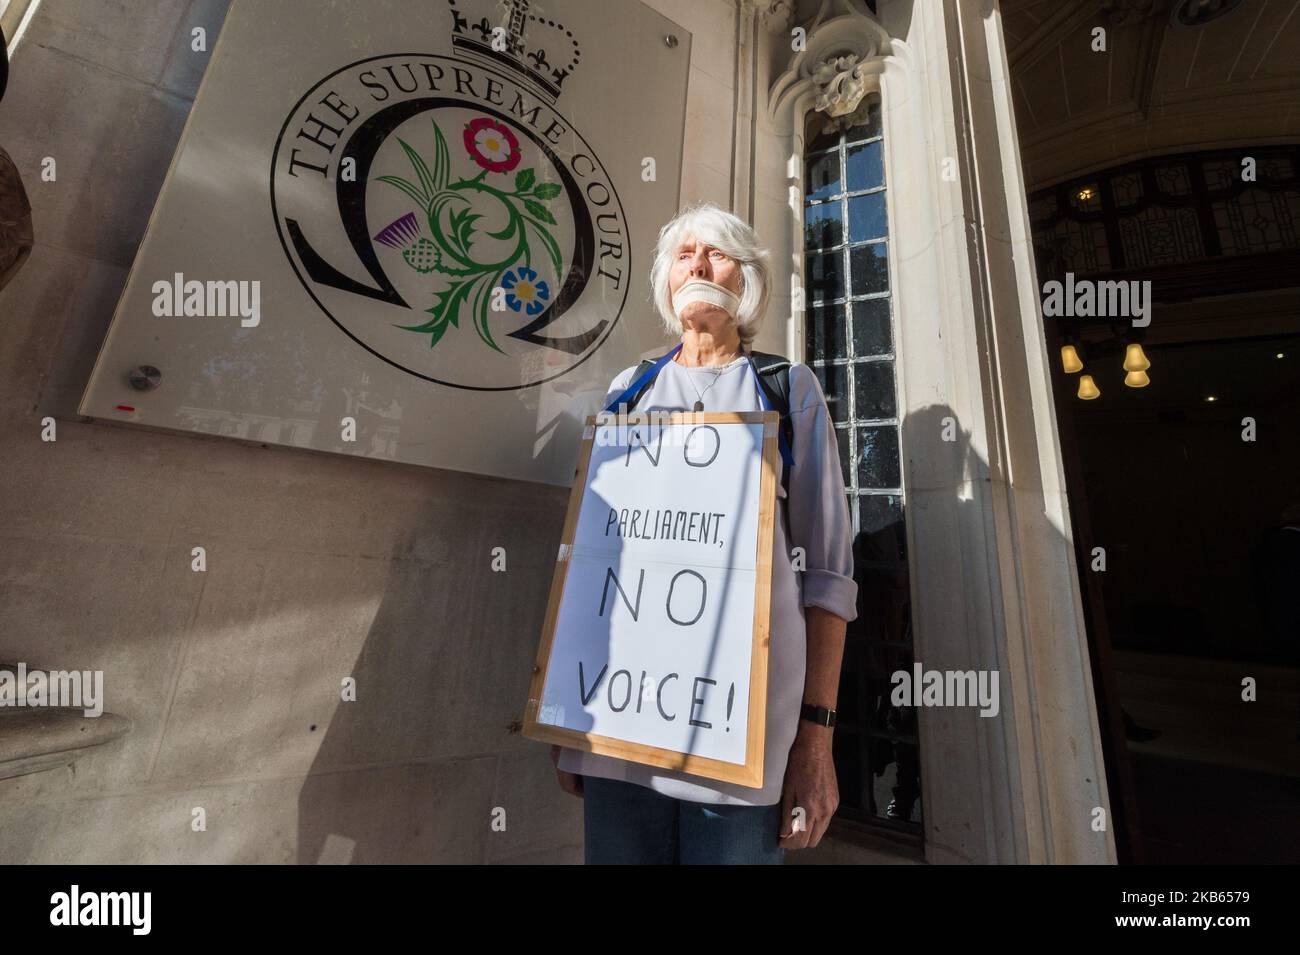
[581, 775, 786, 865]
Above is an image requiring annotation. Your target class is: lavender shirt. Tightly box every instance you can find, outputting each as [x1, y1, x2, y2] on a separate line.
[556, 350, 859, 806]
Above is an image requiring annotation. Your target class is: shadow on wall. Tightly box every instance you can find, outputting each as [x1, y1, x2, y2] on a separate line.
[290, 401, 1032, 863]
[837, 401, 1299, 864]
[290, 477, 588, 865]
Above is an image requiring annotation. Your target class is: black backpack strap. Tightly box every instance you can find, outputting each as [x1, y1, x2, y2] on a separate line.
[746, 351, 801, 555]
[617, 347, 801, 547]
[624, 359, 656, 411]
[748, 351, 795, 494]
[620, 349, 797, 486]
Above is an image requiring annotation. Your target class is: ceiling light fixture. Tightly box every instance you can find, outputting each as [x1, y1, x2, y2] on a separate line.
[1123, 342, 1151, 377]
[1061, 343, 1084, 373]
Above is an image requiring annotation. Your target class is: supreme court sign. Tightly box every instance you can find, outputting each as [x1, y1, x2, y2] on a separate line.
[523, 410, 780, 787]
[77, 0, 690, 487]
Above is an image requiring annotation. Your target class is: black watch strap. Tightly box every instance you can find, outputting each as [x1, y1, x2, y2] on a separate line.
[801, 703, 836, 728]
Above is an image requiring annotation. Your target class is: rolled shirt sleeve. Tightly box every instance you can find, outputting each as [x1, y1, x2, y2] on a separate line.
[785, 364, 859, 623]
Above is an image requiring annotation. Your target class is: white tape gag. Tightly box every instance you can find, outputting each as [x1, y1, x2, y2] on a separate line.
[672, 278, 741, 320]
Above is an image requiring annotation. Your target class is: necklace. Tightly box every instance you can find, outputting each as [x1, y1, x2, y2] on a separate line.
[677, 347, 744, 411]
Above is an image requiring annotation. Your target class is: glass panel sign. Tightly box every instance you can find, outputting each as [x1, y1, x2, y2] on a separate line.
[79, 0, 690, 486]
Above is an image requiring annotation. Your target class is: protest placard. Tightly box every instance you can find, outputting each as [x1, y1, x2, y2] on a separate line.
[523, 410, 779, 786]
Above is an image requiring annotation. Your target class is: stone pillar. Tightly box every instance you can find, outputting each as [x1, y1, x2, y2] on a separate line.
[753, 0, 1116, 863]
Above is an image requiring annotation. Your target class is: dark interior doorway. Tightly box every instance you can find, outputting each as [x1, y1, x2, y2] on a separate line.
[1031, 149, 1300, 863]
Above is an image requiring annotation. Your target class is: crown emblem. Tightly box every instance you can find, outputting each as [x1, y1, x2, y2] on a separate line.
[446, 0, 581, 103]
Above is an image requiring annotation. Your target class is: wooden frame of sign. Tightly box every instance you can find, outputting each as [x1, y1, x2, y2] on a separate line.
[522, 410, 780, 788]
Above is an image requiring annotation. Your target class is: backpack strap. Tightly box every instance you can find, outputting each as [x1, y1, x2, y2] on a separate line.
[602, 345, 801, 546]
[747, 351, 795, 493]
[603, 343, 684, 414]
[625, 359, 657, 409]
[746, 351, 798, 550]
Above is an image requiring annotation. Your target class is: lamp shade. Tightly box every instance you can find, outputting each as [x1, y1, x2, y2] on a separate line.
[1124, 370, 1150, 388]
[1123, 342, 1151, 372]
[1061, 344, 1083, 373]
[1077, 374, 1100, 399]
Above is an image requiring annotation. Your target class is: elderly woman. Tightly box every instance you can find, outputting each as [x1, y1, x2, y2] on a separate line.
[552, 201, 858, 864]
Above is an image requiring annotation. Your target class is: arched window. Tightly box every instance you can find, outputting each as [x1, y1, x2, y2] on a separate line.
[802, 94, 920, 835]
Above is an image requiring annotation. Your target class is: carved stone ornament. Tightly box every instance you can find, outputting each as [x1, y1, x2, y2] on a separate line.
[812, 53, 870, 118]
[766, 0, 891, 135]
[754, 0, 796, 33]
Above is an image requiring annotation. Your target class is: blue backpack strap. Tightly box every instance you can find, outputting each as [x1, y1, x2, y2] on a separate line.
[603, 342, 684, 414]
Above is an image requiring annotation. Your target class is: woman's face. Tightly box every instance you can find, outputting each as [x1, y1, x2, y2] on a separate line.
[669, 234, 743, 328]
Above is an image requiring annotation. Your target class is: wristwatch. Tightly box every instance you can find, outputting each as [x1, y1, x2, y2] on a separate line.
[800, 703, 837, 728]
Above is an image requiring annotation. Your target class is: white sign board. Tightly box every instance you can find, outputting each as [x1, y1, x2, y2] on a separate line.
[78, 0, 690, 487]
[524, 411, 780, 787]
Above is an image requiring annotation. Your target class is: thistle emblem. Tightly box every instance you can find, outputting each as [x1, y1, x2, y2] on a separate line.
[373, 213, 438, 273]
[372, 116, 563, 353]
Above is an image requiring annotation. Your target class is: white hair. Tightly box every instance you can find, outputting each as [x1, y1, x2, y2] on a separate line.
[648, 202, 772, 347]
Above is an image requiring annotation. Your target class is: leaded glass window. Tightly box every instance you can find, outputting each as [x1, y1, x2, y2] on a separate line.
[1030, 146, 1300, 279]
[802, 96, 920, 836]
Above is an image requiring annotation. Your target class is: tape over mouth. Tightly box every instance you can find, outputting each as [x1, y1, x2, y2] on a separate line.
[672, 278, 741, 320]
